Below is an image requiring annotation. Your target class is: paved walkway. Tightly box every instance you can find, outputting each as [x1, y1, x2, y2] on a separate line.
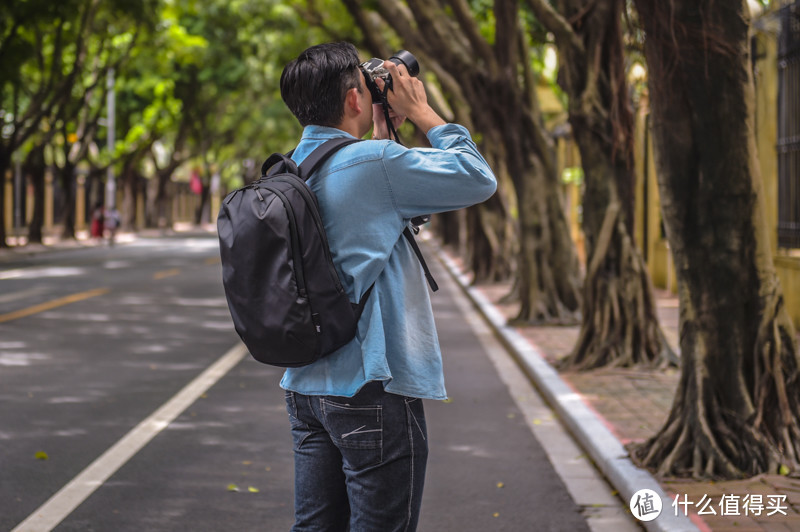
[434, 243, 800, 532]
[5, 229, 799, 531]
[1, 229, 632, 531]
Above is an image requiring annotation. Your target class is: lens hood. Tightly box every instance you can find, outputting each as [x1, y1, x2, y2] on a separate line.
[389, 50, 419, 77]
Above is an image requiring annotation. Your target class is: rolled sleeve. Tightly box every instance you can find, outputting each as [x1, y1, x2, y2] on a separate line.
[380, 124, 497, 219]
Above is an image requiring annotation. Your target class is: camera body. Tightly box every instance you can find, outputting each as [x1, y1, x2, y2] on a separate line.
[360, 50, 419, 103]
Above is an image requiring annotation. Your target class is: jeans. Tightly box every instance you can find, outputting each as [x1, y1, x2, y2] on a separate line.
[285, 382, 428, 532]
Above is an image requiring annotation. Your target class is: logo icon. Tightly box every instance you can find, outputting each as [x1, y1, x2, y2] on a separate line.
[630, 488, 663, 521]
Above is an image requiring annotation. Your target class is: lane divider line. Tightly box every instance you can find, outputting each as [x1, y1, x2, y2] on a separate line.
[0, 288, 111, 324]
[153, 268, 181, 280]
[11, 342, 249, 532]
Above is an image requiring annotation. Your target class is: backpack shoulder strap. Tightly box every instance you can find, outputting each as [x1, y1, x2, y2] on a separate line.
[298, 137, 362, 180]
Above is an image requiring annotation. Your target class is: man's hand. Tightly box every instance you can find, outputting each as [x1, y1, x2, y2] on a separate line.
[375, 61, 445, 134]
[371, 104, 406, 140]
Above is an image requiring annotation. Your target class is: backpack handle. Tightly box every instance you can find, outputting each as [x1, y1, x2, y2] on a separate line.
[261, 152, 298, 177]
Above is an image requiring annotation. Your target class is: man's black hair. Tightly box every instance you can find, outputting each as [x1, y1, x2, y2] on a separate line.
[280, 42, 363, 128]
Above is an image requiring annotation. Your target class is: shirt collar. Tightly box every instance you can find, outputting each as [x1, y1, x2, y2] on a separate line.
[301, 125, 359, 141]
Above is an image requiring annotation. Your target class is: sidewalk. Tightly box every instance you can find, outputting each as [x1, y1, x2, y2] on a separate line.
[435, 243, 800, 532]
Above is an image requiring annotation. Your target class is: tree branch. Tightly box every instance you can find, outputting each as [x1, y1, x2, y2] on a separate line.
[524, 0, 584, 54]
[443, 0, 496, 68]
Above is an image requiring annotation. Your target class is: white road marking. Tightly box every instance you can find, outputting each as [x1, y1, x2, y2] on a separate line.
[11, 342, 248, 532]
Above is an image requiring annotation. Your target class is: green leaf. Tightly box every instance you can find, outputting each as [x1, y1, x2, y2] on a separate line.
[35, 451, 49, 460]
[779, 464, 790, 476]
[561, 167, 584, 186]
[227, 483, 240, 492]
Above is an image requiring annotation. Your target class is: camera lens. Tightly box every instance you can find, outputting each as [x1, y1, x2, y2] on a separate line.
[389, 50, 419, 77]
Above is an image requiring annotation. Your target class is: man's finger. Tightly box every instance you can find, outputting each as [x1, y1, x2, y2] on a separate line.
[384, 60, 407, 78]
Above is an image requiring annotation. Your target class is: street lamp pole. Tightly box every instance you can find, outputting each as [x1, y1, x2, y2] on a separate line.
[106, 68, 116, 210]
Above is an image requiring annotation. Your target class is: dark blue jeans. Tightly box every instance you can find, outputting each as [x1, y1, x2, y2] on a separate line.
[285, 382, 428, 532]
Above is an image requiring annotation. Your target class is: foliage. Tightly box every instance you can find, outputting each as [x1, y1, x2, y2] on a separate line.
[0, 0, 348, 240]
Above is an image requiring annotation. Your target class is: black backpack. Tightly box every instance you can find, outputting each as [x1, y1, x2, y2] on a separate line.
[217, 138, 437, 367]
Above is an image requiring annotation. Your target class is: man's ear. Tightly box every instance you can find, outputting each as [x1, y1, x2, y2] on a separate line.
[345, 87, 362, 116]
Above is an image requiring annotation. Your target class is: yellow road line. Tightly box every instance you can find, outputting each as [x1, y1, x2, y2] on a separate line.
[153, 268, 181, 280]
[0, 288, 111, 324]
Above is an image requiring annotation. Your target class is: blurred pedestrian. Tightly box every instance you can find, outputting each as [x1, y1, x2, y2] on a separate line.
[104, 206, 120, 246]
[90, 203, 104, 241]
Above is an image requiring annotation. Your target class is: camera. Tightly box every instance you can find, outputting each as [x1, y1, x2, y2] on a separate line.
[360, 50, 419, 104]
[360, 51, 430, 230]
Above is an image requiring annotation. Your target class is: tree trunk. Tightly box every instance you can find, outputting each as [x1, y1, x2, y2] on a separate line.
[194, 181, 209, 226]
[340, 0, 583, 323]
[25, 145, 46, 244]
[154, 170, 173, 229]
[566, 123, 667, 367]
[121, 162, 139, 231]
[59, 161, 77, 240]
[0, 151, 9, 248]
[530, 0, 670, 367]
[631, 0, 800, 478]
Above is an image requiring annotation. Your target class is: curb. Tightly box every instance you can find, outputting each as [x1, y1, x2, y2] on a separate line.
[434, 246, 701, 532]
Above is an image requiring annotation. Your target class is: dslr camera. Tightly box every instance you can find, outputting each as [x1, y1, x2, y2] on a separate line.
[360, 50, 419, 104]
[360, 50, 429, 228]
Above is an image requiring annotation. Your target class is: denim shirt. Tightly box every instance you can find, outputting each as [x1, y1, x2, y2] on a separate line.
[279, 123, 497, 400]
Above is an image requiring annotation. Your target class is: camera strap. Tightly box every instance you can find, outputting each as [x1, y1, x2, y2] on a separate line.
[377, 86, 436, 291]
[380, 87, 403, 146]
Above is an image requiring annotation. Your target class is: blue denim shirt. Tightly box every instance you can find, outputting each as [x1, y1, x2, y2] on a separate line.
[280, 123, 497, 399]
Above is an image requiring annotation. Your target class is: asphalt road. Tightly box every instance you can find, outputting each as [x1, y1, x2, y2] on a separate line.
[0, 233, 620, 531]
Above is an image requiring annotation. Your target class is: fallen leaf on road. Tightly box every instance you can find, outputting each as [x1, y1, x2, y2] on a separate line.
[35, 451, 49, 460]
[227, 484, 240, 492]
[248, 486, 260, 493]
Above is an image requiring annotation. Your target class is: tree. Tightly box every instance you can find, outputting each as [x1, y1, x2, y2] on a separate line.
[524, 0, 671, 368]
[631, 0, 800, 478]
[0, 0, 152, 244]
[0, 0, 96, 247]
[332, 0, 583, 323]
[50, 8, 144, 239]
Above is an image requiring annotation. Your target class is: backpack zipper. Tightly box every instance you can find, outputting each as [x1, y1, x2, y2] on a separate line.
[261, 184, 307, 299]
[271, 175, 344, 293]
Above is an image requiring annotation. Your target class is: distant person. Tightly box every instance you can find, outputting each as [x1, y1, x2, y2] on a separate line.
[278, 42, 496, 531]
[104, 206, 120, 246]
[90, 203, 104, 241]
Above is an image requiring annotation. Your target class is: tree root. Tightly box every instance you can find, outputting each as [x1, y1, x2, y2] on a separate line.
[560, 203, 672, 370]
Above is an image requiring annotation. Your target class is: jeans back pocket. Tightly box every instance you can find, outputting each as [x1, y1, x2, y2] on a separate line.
[322, 399, 383, 470]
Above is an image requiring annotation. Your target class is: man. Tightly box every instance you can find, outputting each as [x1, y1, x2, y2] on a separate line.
[279, 42, 496, 532]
